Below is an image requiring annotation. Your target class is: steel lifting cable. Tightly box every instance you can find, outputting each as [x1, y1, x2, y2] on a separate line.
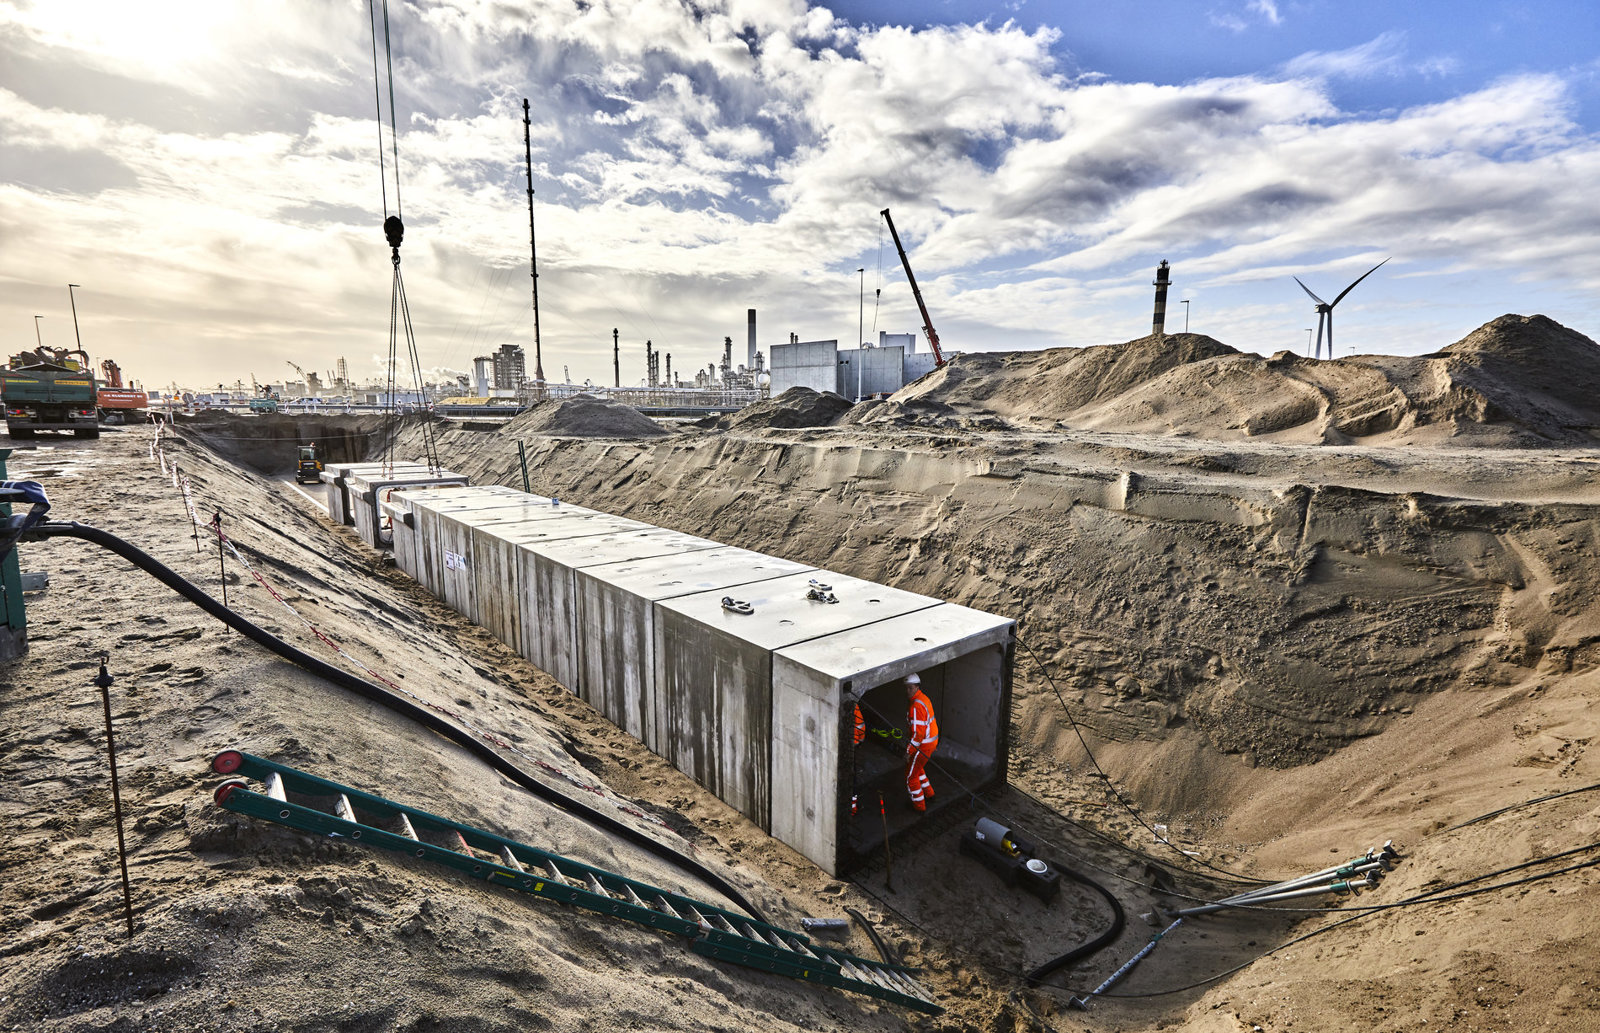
[366, 0, 438, 476]
[1015, 633, 1272, 886]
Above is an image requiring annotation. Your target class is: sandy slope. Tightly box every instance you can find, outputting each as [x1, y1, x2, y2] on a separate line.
[5, 313, 1600, 1032]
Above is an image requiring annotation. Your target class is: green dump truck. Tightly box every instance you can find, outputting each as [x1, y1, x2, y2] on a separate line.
[2, 347, 100, 440]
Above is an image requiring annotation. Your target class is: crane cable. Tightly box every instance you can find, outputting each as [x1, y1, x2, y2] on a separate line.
[871, 218, 885, 340]
[366, 0, 438, 475]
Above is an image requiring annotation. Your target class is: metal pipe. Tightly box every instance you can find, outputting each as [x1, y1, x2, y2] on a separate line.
[1071, 916, 1182, 1009]
[1180, 874, 1379, 917]
[1221, 859, 1389, 904]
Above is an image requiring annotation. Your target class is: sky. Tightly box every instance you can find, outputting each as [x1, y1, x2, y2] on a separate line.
[2, 0, 1598, 392]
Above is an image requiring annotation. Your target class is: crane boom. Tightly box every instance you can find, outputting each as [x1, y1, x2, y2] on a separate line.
[879, 208, 946, 368]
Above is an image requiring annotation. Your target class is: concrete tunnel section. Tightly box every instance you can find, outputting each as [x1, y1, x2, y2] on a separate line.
[364, 483, 1015, 876]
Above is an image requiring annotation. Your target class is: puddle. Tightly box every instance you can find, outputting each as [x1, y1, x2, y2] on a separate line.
[2, 443, 107, 480]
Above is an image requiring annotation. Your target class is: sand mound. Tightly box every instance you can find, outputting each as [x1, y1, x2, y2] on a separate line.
[724, 387, 853, 430]
[504, 395, 672, 438]
[1425, 313, 1600, 441]
[897, 334, 1236, 422]
[896, 316, 1600, 446]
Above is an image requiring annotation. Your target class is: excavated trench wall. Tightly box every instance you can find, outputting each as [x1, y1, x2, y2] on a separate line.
[393, 427, 1600, 814]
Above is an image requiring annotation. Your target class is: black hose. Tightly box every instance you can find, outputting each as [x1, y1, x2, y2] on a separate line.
[33, 519, 767, 923]
[846, 905, 903, 968]
[1025, 862, 1126, 984]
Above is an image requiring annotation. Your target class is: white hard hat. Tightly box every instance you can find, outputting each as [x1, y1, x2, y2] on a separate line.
[905, 673, 921, 685]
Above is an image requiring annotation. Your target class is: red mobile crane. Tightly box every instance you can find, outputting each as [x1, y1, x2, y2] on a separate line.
[879, 208, 947, 369]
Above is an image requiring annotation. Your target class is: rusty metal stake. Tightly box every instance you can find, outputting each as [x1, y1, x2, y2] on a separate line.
[95, 656, 135, 938]
[878, 792, 894, 893]
[211, 509, 228, 631]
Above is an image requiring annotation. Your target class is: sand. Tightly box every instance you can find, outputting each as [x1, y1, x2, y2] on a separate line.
[4, 312, 1600, 1032]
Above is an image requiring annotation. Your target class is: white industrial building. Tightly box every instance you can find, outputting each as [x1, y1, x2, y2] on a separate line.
[769, 331, 939, 400]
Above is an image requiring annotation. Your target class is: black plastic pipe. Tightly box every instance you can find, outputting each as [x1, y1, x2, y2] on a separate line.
[1026, 863, 1127, 984]
[33, 519, 767, 922]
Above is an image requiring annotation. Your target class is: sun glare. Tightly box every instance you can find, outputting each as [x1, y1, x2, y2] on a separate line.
[7, 1, 238, 82]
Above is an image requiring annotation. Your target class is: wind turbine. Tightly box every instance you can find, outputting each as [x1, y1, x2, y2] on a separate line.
[1294, 258, 1388, 359]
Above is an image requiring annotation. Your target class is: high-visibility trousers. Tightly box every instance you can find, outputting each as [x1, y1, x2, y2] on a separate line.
[906, 743, 936, 810]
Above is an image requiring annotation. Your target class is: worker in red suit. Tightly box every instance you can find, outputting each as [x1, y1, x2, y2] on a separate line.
[904, 672, 938, 811]
[851, 702, 865, 816]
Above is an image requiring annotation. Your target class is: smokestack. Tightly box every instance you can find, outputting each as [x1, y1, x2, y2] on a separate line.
[1152, 260, 1170, 337]
[747, 308, 756, 371]
[612, 328, 620, 388]
[645, 339, 653, 387]
[666, 353, 672, 387]
[723, 336, 732, 375]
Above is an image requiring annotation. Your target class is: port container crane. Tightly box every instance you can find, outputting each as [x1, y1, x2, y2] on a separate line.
[879, 208, 947, 369]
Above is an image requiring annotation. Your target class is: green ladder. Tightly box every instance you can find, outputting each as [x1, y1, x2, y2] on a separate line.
[210, 750, 940, 1015]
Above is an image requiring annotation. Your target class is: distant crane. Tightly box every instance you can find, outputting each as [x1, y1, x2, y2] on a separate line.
[879, 208, 947, 369]
[1294, 258, 1389, 359]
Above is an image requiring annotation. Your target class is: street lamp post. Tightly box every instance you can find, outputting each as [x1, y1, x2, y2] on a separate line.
[857, 267, 865, 402]
[1305, 328, 1314, 356]
[1180, 299, 1190, 334]
[67, 284, 84, 352]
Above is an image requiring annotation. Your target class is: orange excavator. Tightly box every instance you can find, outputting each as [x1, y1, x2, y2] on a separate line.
[98, 359, 149, 424]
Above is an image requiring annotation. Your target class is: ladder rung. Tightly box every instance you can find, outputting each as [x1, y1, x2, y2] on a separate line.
[264, 772, 286, 802]
[685, 905, 712, 930]
[451, 830, 473, 856]
[762, 930, 786, 949]
[396, 813, 418, 841]
[334, 794, 356, 823]
[884, 969, 924, 998]
[622, 885, 647, 909]
[856, 964, 896, 992]
[544, 859, 570, 884]
[499, 846, 524, 872]
[653, 895, 682, 919]
[586, 872, 612, 898]
[739, 922, 765, 941]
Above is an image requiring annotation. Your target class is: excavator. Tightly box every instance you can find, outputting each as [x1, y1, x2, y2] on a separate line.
[880, 208, 947, 369]
[294, 443, 322, 484]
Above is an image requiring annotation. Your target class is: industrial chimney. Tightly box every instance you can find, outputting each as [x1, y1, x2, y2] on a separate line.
[747, 308, 757, 371]
[1152, 261, 1170, 337]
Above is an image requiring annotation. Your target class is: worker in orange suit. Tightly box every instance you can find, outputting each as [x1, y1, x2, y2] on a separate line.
[851, 702, 865, 816]
[904, 672, 938, 811]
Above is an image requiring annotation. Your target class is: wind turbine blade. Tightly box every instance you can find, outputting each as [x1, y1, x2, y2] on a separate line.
[1294, 276, 1328, 306]
[1331, 257, 1390, 307]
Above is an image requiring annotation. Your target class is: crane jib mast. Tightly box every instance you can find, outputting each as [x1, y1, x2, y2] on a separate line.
[879, 208, 946, 369]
